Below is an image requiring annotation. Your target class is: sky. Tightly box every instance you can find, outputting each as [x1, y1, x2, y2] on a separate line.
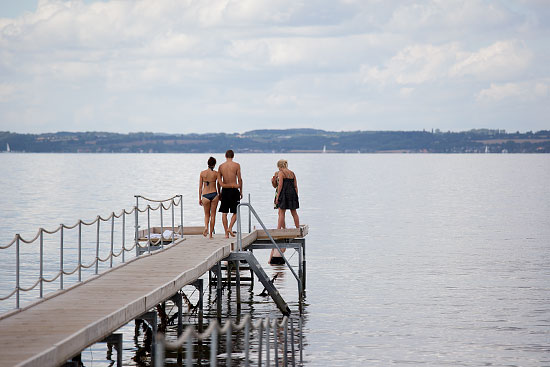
[0, 0, 549, 134]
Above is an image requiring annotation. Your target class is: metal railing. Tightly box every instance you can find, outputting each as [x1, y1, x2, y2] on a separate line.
[0, 195, 183, 310]
[156, 314, 303, 367]
[236, 202, 303, 295]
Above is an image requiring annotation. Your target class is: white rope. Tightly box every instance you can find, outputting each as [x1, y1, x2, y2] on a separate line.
[136, 194, 180, 203]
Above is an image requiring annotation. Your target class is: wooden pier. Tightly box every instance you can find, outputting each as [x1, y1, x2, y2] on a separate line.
[0, 226, 308, 367]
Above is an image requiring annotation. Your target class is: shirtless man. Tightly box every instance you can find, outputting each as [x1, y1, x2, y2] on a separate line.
[217, 150, 243, 238]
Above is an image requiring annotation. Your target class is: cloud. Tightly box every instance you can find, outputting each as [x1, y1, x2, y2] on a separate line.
[0, 83, 17, 102]
[477, 80, 549, 102]
[360, 42, 460, 85]
[450, 40, 532, 80]
[361, 40, 532, 86]
[388, 0, 514, 31]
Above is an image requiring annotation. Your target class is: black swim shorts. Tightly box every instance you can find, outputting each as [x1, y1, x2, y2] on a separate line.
[218, 188, 240, 213]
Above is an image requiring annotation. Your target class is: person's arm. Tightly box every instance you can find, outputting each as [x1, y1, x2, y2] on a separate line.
[217, 169, 223, 188]
[237, 164, 243, 198]
[276, 171, 283, 202]
[198, 173, 203, 206]
[216, 171, 221, 194]
[294, 174, 298, 196]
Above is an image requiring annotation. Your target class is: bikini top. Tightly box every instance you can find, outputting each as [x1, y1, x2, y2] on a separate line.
[204, 168, 216, 186]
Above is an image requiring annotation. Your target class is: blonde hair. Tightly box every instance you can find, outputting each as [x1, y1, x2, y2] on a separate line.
[277, 159, 288, 169]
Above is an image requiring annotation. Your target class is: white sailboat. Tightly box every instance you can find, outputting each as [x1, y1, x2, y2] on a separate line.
[6, 143, 10, 152]
[322, 145, 326, 153]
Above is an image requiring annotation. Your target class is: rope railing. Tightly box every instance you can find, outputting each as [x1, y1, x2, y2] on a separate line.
[136, 194, 182, 204]
[156, 314, 303, 367]
[0, 195, 184, 310]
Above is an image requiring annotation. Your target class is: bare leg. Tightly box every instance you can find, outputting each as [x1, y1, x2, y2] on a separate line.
[290, 209, 300, 228]
[227, 213, 237, 237]
[209, 197, 219, 238]
[202, 198, 211, 237]
[270, 208, 287, 262]
[277, 208, 286, 229]
[222, 213, 229, 238]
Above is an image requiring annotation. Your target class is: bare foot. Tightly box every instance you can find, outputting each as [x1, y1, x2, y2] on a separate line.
[203, 227, 208, 237]
[225, 230, 230, 238]
[209, 234, 213, 239]
[228, 229, 236, 237]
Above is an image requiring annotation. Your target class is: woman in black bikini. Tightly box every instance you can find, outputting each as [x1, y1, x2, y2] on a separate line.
[270, 159, 300, 264]
[199, 157, 221, 238]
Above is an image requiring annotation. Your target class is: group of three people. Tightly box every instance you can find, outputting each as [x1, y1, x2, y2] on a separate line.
[198, 150, 300, 258]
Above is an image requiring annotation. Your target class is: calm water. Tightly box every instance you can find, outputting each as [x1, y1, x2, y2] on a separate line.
[0, 153, 549, 366]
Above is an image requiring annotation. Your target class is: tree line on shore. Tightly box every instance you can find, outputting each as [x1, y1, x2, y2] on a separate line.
[1, 129, 549, 153]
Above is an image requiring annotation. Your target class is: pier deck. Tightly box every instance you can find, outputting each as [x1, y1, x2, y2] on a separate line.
[0, 230, 273, 367]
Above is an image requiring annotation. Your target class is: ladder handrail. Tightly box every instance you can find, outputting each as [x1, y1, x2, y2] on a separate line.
[236, 202, 302, 294]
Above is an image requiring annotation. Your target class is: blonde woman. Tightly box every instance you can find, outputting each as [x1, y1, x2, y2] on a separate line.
[270, 159, 300, 264]
[199, 157, 220, 238]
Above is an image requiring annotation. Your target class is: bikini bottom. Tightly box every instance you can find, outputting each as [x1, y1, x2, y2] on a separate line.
[202, 192, 218, 201]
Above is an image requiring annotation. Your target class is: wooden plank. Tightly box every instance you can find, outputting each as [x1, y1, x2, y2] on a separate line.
[255, 225, 308, 239]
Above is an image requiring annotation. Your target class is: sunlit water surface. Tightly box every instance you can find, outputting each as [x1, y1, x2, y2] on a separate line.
[0, 153, 549, 366]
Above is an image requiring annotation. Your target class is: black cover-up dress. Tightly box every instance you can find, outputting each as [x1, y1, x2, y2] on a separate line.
[277, 178, 299, 210]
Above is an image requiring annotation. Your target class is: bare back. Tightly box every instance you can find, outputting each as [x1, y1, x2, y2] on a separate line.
[200, 169, 218, 194]
[218, 160, 241, 188]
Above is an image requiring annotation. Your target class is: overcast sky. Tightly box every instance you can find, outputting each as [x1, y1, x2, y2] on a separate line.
[1, 0, 549, 134]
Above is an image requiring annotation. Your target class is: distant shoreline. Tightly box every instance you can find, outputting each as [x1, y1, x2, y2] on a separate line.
[2, 128, 549, 153]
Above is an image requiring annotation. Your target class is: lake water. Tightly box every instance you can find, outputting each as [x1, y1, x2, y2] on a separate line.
[1, 153, 549, 366]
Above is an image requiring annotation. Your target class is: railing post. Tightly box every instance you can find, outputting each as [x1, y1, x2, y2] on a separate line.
[248, 193, 251, 233]
[226, 322, 232, 367]
[110, 213, 115, 268]
[15, 234, 20, 309]
[210, 326, 218, 367]
[96, 217, 100, 275]
[135, 195, 140, 254]
[266, 319, 270, 367]
[274, 320, 279, 367]
[245, 318, 250, 367]
[283, 318, 288, 367]
[78, 221, 82, 282]
[122, 212, 125, 263]
[180, 195, 184, 235]
[147, 205, 151, 254]
[60, 225, 64, 290]
[290, 318, 296, 367]
[236, 205, 242, 251]
[186, 333, 193, 366]
[258, 321, 263, 366]
[160, 204, 164, 248]
[134, 205, 139, 255]
[39, 229, 44, 298]
[155, 335, 165, 367]
[171, 199, 175, 243]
